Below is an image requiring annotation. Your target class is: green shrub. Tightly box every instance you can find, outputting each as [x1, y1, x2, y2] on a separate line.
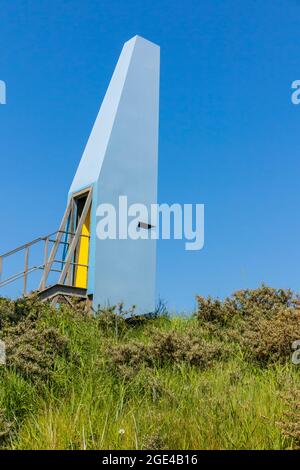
[4, 318, 70, 383]
[241, 308, 300, 365]
[277, 388, 300, 449]
[96, 305, 128, 338]
[197, 285, 300, 366]
[108, 329, 227, 379]
[196, 285, 299, 324]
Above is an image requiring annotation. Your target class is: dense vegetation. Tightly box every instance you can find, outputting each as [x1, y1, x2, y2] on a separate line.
[0, 285, 300, 450]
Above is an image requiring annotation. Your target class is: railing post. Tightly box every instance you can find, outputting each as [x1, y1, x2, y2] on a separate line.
[23, 247, 29, 296]
[0, 256, 2, 283]
[41, 237, 49, 291]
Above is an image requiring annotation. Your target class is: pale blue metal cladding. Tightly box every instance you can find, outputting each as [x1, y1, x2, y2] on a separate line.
[68, 36, 160, 313]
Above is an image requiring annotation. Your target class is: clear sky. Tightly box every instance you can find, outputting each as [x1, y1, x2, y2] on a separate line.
[1, 0, 300, 312]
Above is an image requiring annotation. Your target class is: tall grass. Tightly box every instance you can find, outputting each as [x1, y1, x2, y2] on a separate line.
[0, 289, 299, 450]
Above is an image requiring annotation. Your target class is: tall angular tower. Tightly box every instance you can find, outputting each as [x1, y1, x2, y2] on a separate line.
[0, 36, 159, 313]
[67, 35, 160, 313]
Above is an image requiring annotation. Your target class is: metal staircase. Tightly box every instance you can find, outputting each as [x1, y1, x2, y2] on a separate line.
[0, 187, 93, 306]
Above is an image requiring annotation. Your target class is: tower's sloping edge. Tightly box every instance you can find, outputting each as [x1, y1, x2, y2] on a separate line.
[69, 36, 138, 194]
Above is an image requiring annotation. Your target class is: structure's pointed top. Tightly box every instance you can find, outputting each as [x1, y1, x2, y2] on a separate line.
[69, 34, 159, 195]
[125, 35, 159, 48]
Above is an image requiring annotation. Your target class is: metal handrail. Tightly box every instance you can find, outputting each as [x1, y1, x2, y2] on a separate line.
[0, 189, 93, 298]
[0, 261, 89, 289]
[0, 230, 90, 295]
[0, 230, 90, 259]
[0, 266, 45, 288]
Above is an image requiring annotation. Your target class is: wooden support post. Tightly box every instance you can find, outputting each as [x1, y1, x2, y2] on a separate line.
[66, 200, 75, 286]
[58, 189, 92, 285]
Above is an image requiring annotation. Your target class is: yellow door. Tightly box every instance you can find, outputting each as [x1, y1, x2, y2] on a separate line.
[75, 207, 91, 288]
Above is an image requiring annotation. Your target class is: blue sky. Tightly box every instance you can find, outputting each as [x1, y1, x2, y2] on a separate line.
[0, 0, 300, 312]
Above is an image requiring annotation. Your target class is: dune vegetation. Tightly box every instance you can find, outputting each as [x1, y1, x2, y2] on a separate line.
[0, 285, 300, 450]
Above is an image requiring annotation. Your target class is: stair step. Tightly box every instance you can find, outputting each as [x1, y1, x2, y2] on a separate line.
[37, 284, 87, 302]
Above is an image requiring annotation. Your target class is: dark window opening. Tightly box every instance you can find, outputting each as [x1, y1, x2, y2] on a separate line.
[75, 194, 88, 227]
[138, 221, 154, 230]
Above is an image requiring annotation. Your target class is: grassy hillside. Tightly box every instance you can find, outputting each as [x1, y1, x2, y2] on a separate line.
[0, 286, 300, 450]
